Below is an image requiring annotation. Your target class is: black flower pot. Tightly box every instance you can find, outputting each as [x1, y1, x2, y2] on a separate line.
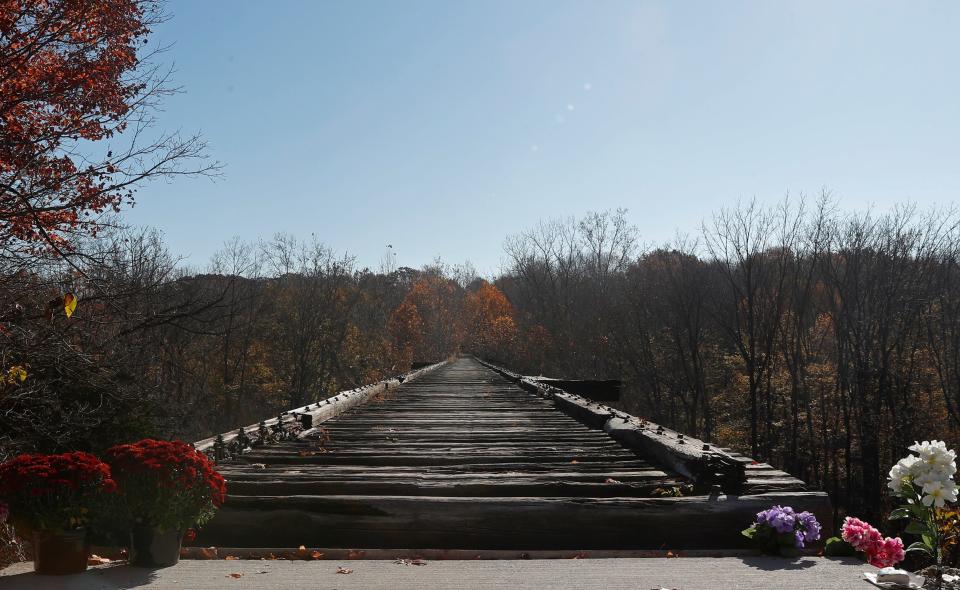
[128, 527, 182, 567]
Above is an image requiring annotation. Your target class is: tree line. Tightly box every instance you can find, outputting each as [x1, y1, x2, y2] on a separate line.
[497, 199, 960, 522]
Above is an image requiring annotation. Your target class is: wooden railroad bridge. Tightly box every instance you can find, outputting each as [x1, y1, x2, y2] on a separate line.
[192, 357, 831, 552]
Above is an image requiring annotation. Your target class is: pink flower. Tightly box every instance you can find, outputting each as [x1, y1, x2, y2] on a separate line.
[841, 517, 882, 551]
[868, 537, 906, 568]
[842, 516, 905, 568]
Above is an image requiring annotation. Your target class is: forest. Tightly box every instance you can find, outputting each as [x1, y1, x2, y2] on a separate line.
[4, 200, 960, 528]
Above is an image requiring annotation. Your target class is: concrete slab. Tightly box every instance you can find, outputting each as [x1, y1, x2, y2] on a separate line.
[0, 556, 877, 589]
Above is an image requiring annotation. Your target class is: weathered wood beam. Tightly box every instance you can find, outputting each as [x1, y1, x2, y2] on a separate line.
[194, 491, 833, 550]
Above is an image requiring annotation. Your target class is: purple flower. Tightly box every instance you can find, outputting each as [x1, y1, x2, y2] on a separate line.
[750, 505, 823, 551]
[797, 511, 822, 543]
[756, 505, 797, 534]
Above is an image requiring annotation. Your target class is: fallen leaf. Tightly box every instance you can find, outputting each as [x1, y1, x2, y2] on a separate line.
[63, 293, 78, 318]
[666, 551, 678, 558]
[395, 558, 427, 566]
[225, 555, 239, 560]
[570, 459, 579, 464]
[7, 365, 26, 384]
[87, 554, 111, 565]
[227, 572, 243, 579]
[310, 551, 324, 560]
[199, 547, 218, 559]
[336, 566, 354, 574]
[604, 478, 621, 484]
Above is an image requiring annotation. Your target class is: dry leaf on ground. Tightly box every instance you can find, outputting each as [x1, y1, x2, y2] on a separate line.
[336, 566, 354, 574]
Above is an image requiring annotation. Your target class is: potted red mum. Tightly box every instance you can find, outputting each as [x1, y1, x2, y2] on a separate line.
[104, 439, 226, 567]
[0, 452, 116, 574]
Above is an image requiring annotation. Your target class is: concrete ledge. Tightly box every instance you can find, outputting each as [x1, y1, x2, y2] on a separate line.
[0, 557, 877, 589]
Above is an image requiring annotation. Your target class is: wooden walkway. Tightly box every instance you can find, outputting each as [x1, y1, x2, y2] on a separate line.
[194, 358, 831, 550]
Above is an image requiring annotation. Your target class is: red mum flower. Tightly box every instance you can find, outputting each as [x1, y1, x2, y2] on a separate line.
[104, 439, 227, 531]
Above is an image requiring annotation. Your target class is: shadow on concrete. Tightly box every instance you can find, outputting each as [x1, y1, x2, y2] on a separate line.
[736, 555, 822, 571]
[0, 563, 159, 589]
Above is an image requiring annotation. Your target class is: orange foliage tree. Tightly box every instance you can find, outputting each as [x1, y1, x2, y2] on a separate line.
[390, 276, 464, 363]
[463, 281, 516, 360]
[388, 300, 423, 371]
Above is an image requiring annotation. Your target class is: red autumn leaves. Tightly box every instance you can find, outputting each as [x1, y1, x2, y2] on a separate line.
[0, 0, 151, 247]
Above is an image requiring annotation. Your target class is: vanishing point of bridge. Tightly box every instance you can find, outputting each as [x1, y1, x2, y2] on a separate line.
[193, 357, 830, 552]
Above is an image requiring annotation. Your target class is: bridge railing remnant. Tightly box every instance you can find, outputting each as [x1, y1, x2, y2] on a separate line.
[475, 357, 747, 494]
[193, 360, 448, 459]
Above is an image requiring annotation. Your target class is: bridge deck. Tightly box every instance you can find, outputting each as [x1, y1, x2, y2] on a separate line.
[195, 358, 830, 550]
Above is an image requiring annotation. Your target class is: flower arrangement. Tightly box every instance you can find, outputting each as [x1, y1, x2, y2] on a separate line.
[887, 440, 959, 570]
[0, 452, 116, 532]
[840, 516, 906, 567]
[103, 439, 226, 532]
[742, 505, 822, 555]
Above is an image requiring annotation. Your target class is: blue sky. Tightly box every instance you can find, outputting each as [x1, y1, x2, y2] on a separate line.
[126, 1, 960, 275]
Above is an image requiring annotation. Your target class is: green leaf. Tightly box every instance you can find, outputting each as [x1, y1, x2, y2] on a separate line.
[888, 507, 912, 520]
[742, 526, 757, 540]
[824, 536, 857, 557]
[909, 503, 930, 517]
[906, 521, 932, 535]
[906, 541, 933, 555]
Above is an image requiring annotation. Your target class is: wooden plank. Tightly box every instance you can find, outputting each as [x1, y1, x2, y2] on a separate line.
[224, 479, 683, 497]
[196, 492, 833, 549]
